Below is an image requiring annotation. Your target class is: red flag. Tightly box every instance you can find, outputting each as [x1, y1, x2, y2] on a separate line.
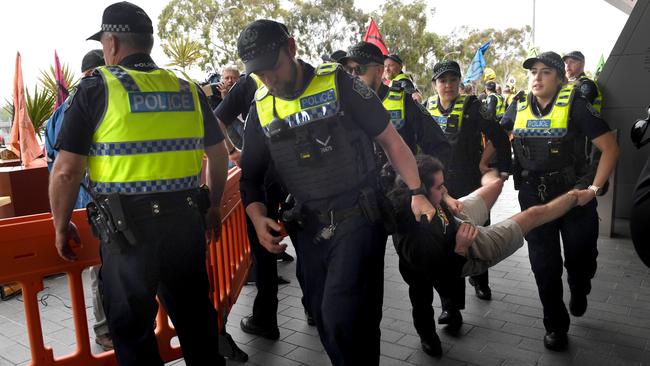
[363, 18, 389, 56]
[8, 52, 42, 167]
[54, 51, 69, 109]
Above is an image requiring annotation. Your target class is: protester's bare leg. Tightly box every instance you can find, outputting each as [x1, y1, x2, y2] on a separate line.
[512, 190, 579, 235]
[471, 170, 504, 211]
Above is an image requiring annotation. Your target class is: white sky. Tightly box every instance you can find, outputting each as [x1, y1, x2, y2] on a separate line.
[0, 0, 629, 105]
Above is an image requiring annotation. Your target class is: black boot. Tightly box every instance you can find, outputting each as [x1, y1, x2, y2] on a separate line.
[240, 316, 280, 340]
[437, 310, 462, 331]
[469, 277, 492, 300]
[569, 292, 587, 317]
[543, 331, 568, 351]
[421, 333, 442, 357]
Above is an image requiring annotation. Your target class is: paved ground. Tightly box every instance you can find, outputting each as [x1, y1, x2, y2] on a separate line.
[2, 180, 650, 365]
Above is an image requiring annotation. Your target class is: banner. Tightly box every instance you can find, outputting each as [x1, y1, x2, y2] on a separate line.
[464, 40, 491, 83]
[363, 18, 389, 56]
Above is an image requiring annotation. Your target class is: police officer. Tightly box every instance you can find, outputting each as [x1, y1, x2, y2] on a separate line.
[214, 69, 315, 336]
[484, 81, 506, 121]
[238, 19, 435, 366]
[424, 60, 512, 323]
[563, 51, 602, 112]
[341, 42, 451, 166]
[501, 51, 619, 350]
[384, 53, 423, 102]
[49, 3, 228, 365]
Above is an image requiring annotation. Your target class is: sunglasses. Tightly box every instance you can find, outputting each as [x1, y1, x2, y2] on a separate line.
[631, 106, 650, 149]
[344, 63, 380, 76]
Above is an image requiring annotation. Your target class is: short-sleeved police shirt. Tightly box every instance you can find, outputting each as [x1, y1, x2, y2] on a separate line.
[57, 53, 223, 155]
[240, 61, 390, 206]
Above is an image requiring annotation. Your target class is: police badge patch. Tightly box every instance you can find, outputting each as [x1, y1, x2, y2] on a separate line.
[352, 77, 374, 99]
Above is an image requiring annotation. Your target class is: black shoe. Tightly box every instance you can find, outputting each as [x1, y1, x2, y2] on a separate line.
[569, 292, 588, 317]
[218, 332, 249, 362]
[543, 331, 568, 351]
[305, 310, 315, 326]
[277, 252, 294, 262]
[240, 316, 280, 340]
[437, 310, 462, 330]
[421, 334, 442, 357]
[277, 276, 291, 285]
[469, 278, 492, 300]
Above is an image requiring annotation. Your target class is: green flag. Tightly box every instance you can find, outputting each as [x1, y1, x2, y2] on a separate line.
[528, 43, 538, 58]
[595, 54, 605, 78]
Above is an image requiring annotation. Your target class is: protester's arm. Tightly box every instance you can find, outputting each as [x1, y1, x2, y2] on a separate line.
[49, 151, 86, 261]
[204, 142, 228, 239]
[475, 101, 512, 174]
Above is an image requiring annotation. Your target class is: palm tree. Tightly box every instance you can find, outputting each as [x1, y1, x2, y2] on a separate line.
[163, 36, 205, 72]
[38, 63, 78, 97]
[25, 86, 55, 137]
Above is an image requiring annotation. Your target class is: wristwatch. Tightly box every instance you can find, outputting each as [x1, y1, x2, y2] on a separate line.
[587, 185, 602, 196]
[410, 184, 427, 196]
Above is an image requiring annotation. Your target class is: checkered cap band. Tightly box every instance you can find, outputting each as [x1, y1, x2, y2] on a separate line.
[348, 49, 384, 65]
[90, 175, 200, 195]
[101, 23, 131, 32]
[513, 128, 568, 137]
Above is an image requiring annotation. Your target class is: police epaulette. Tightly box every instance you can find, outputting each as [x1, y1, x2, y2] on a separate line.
[255, 85, 270, 101]
[316, 62, 340, 76]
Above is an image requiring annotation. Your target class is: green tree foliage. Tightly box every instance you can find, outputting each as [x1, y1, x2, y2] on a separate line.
[371, 0, 443, 95]
[25, 86, 55, 136]
[38, 63, 78, 97]
[163, 36, 204, 71]
[158, 0, 287, 72]
[286, 0, 366, 61]
[443, 26, 532, 92]
[0, 101, 12, 122]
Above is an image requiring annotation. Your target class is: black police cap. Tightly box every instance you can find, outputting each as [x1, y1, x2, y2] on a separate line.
[340, 42, 384, 65]
[432, 60, 461, 81]
[485, 81, 497, 91]
[81, 49, 105, 73]
[562, 50, 585, 62]
[523, 51, 565, 77]
[87, 2, 153, 41]
[385, 54, 403, 65]
[237, 19, 290, 75]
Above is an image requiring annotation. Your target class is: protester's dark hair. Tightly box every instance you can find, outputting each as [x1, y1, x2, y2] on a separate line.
[108, 32, 154, 53]
[387, 155, 444, 216]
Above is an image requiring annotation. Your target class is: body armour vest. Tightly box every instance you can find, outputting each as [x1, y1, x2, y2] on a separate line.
[88, 66, 204, 195]
[389, 73, 411, 88]
[494, 94, 506, 119]
[255, 63, 376, 203]
[427, 94, 469, 148]
[512, 85, 581, 172]
[574, 75, 603, 113]
[382, 87, 406, 130]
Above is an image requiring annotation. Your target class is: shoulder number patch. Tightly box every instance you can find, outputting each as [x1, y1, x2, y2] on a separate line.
[352, 77, 374, 99]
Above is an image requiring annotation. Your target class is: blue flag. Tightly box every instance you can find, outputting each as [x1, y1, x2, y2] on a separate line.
[464, 40, 492, 84]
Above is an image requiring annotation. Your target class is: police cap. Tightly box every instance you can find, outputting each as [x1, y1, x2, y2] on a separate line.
[385, 54, 403, 65]
[87, 2, 153, 41]
[523, 51, 565, 77]
[237, 19, 290, 75]
[339, 42, 384, 65]
[432, 60, 461, 81]
[485, 81, 496, 92]
[81, 49, 105, 73]
[562, 50, 585, 62]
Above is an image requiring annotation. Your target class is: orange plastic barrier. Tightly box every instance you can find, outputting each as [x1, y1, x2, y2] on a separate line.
[0, 167, 250, 365]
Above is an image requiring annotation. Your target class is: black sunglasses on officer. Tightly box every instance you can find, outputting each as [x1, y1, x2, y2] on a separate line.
[631, 106, 650, 149]
[344, 63, 382, 76]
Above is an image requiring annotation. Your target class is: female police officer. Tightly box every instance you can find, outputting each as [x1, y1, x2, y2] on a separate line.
[501, 51, 619, 350]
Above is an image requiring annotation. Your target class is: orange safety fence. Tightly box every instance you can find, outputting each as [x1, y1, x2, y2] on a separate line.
[0, 167, 251, 365]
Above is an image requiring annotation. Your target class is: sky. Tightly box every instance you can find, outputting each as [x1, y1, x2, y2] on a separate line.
[0, 0, 630, 107]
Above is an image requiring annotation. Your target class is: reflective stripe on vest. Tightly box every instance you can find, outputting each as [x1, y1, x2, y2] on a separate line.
[388, 73, 411, 89]
[256, 64, 339, 132]
[513, 86, 573, 138]
[382, 89, 406, 130]
[495, 94, 506, 118]
[88, 66, 204, 195]
[426, 94, 467, 132]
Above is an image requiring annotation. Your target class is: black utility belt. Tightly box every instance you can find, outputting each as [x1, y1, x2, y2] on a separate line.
[119, 189, 208, 220]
